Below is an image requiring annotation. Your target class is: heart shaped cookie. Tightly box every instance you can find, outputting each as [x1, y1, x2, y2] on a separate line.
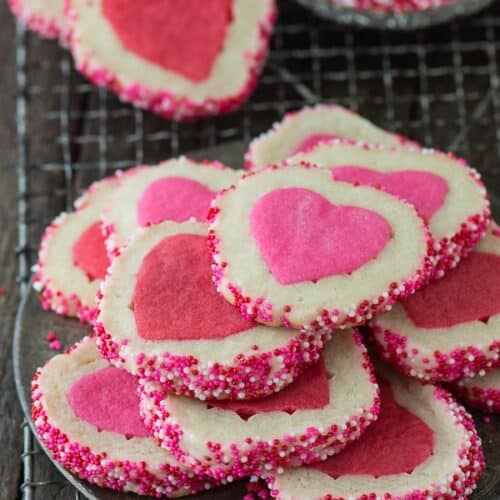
[102, 0, 233, 82]
[34, 175, 118, 324]
[139, 329, 379, 481]
[32, 336, 218, 496]
[96, 220, 331, 400]
[250, 187, 392, 284]
[208, 165, 432, 330]
[72, 221, 110, 281]
[68, 366, 150, 437]
[289, 141, 490, 278]
[244, 104, 409, 171]
[370, 223, 500, 382]
[137, 177, 216, 227]
[67, 0, 276, 119]
[268, 366, 484, 500]
[134, 234, 254, 341]
[331, 166, 448, 222]
[209, 358, 330, 418]
[102, 157, 240, 256]
[313, 380, 433, 478]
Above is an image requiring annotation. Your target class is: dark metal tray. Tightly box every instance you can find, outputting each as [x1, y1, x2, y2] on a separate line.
[298, 0, 495, 30]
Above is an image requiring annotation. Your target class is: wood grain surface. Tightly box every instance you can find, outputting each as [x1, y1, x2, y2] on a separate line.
[0, 2, 23, 499]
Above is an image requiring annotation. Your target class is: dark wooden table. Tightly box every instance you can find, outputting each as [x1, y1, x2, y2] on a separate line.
[1, 0, 500, 498]
[0, 3, 23, 499]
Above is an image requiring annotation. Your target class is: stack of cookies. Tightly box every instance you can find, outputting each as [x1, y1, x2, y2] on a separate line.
[32, 104, 497, 499]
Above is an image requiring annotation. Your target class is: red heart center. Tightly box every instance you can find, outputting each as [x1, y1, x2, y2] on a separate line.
[68, 367, 150, 438]
[313, 379, 434, 478]
[402, 251, 500, 328]
[102, 0, 233, 82]
[250, 188, 392, 285]
[209, 359, 330, 419]
[331, 166, 448, 223]
[72, 222, 110, 281]
[133, 234, 254, 341]
[137, 177, 216, 227]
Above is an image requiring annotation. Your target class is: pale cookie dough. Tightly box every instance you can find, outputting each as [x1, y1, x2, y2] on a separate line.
[32, 336, 218, 497]
[289, 141, 490, 278]
[140, 330, 380, 481]
[66, 0, 276, 119]
[370, 223, 500, 382]
[268, 365, 484, 500]
[33, 175, 118, 323]
[208, 165, 432, 331]
[245, 104, 411, 171]
[97, 220, 331, 400]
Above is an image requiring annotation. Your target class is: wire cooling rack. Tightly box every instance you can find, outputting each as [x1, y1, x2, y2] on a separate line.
[14, 0, 500, 498]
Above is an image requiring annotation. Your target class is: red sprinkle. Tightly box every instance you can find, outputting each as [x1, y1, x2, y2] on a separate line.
[46, 331, 58, 342]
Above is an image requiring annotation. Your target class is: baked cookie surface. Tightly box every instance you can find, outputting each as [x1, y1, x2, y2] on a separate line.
[33, 175, 117, 323]
[209, 165, 432, 330]
[289, 141, 490, 277]
[102, 157, 240, 256]
[245, 104, 410, 171]
[268, 365, 484, 500]
[32, 336, 217, 497]
[66, 0, 276, 119]
[97, 220, 331, 400]
[140, 330, 379, 481]
[371, 223, 500, 382]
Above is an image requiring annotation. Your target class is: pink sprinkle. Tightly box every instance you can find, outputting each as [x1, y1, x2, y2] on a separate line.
[483, 416, 491, 423]
[49, 340, 62, 351]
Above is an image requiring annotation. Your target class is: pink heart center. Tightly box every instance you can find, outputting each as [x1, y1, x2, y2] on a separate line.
[292, 133, 342, 155]
[331, 166, 448, 223]
[72, 222, 110, 281]
[313, 379, 434, 478]
[137, 177, 215, 227]
[133, 234, 254, 341]
[67, 367, 150, 438]
[102, 0, 233, 82]
[402, 251, 500, 328]
[209, 359, 330, 419]
[250, 188, 392, 285]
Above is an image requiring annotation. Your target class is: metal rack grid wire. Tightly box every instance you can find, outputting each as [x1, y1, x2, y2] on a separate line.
[14, 0, 500, 498]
